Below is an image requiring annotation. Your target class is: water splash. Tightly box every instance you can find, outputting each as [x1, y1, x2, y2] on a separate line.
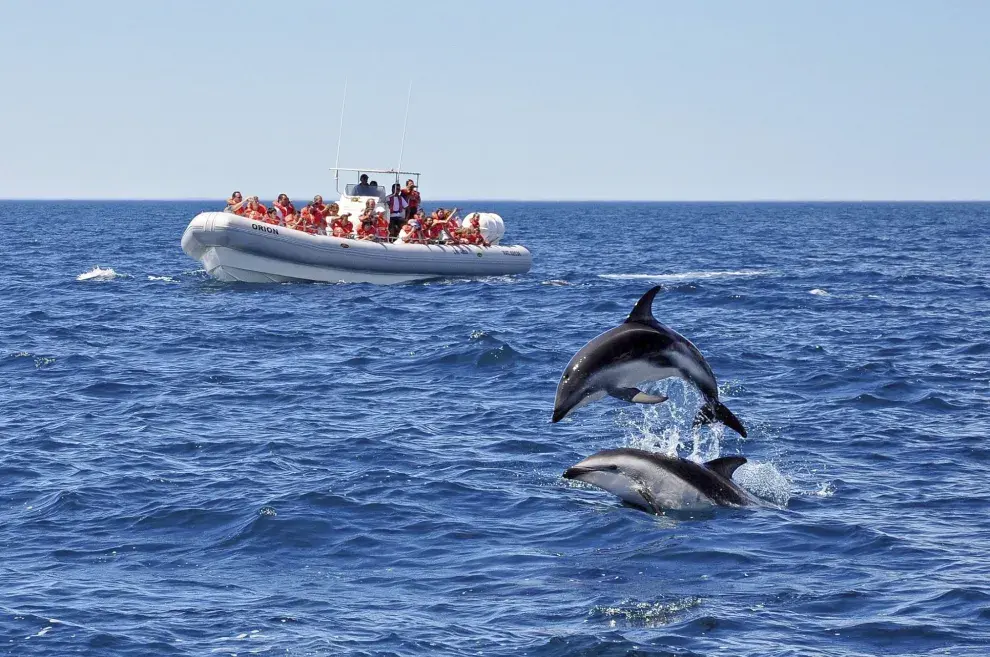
[590, 597, 703, 627]
[599, 269, 771, 282]
[809, 288, 829, 296]
[76, 266, 120, 282]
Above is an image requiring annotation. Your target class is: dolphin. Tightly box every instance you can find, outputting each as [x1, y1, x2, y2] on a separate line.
[563, 448, 753, 512]
[551, 286, 747, 437]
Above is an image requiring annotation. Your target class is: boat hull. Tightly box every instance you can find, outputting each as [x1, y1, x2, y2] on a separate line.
[181, 212, 532, 284]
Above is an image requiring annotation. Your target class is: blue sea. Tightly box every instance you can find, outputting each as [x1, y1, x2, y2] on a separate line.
[1, 201, 989, 656]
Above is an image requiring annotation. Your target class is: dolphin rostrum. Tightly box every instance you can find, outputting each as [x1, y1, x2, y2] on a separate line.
[551, 286, 747, 437]
[563, 448, 752, 512]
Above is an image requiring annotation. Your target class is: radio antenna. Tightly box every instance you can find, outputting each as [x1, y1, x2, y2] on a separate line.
[396, 80, 413, 173]
[334, 78, 347, 185]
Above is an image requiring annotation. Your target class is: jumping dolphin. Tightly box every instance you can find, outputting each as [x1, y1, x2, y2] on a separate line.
[563, 448, 753, 512]
[551, 286, 747, 437]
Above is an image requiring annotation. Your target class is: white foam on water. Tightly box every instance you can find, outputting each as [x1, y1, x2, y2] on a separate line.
[147, 275, 177, 282]
[76, 267, 119, 282]
[809, 288, 829, 296]
[734, 462, 792, 508]
[599, 269, 771, 282]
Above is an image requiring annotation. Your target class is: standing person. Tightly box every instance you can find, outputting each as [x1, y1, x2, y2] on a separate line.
[401, 179, 420, 219]
[386, 183, 409, 238]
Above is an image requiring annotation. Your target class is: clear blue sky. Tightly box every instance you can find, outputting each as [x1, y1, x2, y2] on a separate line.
[1, 0, 987, 200]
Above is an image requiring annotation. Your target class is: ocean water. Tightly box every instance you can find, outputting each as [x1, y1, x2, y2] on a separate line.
[1, 200, 989, 656]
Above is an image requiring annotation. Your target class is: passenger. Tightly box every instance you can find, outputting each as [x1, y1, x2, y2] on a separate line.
[224, 191, 247, 215]
[324, 202, 340, 224]
[463, 215, 490, 246]
[273, 193, 295, 220]
[244, 196, 267, 220]
[331, 213, 354, 238]
[387, 183, 409, 238]
[443, 212, 463, 244]
[399, 217, 426, 244]
[425, 209, 446, 243]
[374, 210, 390, 241]
[283, 211, 302, 231]
[364, 198, 377, 215]
[369, 180, 379, 197]
[401, 179, 421, 219]
[265, 207, 281, 225]
[299, 204, 319, 235]
[356, 214, 377, 241]
[352, 174, 374, 196]
[311, 195, 328, 232]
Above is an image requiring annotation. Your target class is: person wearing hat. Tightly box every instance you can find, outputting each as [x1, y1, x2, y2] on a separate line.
[401, 178, 421, 219]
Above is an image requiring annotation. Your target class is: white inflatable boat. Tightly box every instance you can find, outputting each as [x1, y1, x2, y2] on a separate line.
[180, 169, 533, 284]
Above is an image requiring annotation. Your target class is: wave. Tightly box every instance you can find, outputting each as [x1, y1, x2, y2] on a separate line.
[76, 266, 122, 282]
[598, 269, 771, 282]
[809, 288, 829, 296]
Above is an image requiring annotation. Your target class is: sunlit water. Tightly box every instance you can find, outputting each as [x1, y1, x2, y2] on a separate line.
[1, 201, 989, 655]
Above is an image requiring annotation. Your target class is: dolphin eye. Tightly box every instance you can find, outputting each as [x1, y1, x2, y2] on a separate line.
[562, 373, 570, 382]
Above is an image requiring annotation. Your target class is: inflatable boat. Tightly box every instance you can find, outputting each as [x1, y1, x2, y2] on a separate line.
[180, 169, 533, 284]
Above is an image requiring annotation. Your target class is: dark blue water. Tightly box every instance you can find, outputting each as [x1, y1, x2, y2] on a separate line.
[1, 201, 989, 656]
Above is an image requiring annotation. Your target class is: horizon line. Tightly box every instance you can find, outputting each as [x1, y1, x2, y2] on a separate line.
[2, 197, 990, 203]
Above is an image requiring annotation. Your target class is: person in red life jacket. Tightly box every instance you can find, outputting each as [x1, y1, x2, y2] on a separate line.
[425, 210, 445, 243]
[462, 214, 490, 246]
[442, 211, 463, 244]
[374, 210, 390, 241]
[330, 213, 354, 238]
[284, 211, 306, 232]
[356, 213, 377, 241]
[401, 179, 421, 219]
[224, 191, 248, 215]
[272, 193, 296, 221]
[310, 195, 328, 234]
[386, 183, 409, 238]
[399, 217, 427, 244]
[244, 196, 267, 221]
[264, 207, 281, 225]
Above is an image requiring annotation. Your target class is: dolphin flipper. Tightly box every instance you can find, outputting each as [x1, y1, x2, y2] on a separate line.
[693, 401, 748, 438]
[609, 387, 669, 405]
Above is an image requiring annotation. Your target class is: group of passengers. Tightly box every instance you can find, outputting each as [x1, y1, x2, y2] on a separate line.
[222, 178, 489, 246]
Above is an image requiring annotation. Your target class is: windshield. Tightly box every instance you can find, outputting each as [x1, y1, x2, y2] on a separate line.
[345, 183, 386, 200]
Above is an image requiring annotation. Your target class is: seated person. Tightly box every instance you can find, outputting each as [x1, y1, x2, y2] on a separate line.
[312, 195, 327, 217]
[330, 213, 354, 238]
[374, 210, 390, 241]
[443, 212, 462, 243]
[264, 207, 282, 225]
[398, 217, 426, 244]
[462, 216, 490, 246]
[244, 196, 267, 220]
[356, 214, 378, 240]
[224, 191, 247, 215]
[299, 204, 320, 235]
[351, 174, 374, 196]
[273, 193, 295, 219]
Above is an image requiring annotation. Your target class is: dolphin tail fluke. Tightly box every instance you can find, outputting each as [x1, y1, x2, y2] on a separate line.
[694, 401, 747, 438]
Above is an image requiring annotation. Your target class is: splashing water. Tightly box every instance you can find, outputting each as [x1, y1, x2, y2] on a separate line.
[76, 266, 120, 281]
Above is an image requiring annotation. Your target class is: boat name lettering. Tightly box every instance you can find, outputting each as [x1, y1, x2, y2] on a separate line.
[252, 224, 279, 236]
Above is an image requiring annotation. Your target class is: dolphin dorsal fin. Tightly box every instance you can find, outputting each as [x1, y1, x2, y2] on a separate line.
[624, 286, 663, 325]
[705, 456, 747, 480]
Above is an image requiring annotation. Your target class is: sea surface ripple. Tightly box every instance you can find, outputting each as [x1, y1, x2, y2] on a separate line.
[1, 201, 989, 656]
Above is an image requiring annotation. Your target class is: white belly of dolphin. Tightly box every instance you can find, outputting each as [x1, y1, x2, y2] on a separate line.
[596, 362, 682, 389]
[574, 470, 716, 512]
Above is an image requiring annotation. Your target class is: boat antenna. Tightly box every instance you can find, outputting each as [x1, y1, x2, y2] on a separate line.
[396, 80, 413, 175]
[334, 78, 347, 186]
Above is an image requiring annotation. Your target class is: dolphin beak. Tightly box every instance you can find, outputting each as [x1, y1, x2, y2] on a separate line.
[562, 466, 590, 479]
[551, 407, 566, 423]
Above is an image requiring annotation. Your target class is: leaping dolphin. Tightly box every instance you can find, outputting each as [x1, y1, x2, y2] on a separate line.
[551, 286, 747, 437]
[563, 448, 753, 512]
